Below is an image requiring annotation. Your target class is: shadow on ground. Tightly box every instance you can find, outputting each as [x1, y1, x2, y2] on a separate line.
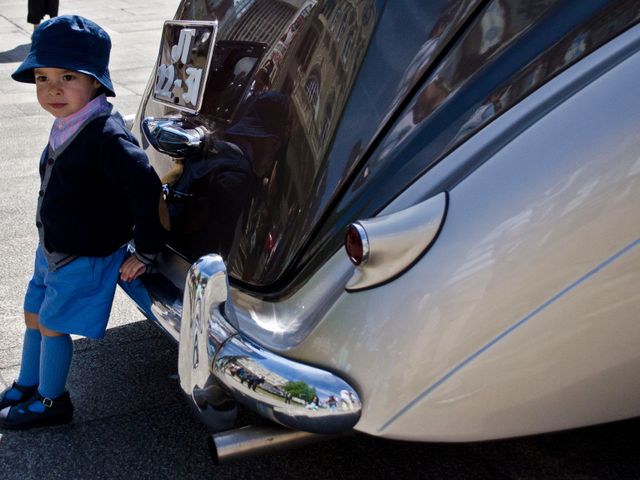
[0, 319, 639, 479]
[0, 44, 30, 63]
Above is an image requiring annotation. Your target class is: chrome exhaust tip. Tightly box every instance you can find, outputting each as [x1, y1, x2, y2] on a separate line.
[208, 424, 346, 465]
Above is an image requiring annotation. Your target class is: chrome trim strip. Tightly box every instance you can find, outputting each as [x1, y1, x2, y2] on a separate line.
[349, 222, 370, 265]
[178, 254, 362, 434]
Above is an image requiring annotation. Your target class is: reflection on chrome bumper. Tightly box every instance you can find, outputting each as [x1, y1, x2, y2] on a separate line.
[177, 254, 362, 434]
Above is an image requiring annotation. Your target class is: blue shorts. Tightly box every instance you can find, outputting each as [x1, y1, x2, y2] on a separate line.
[24, 244, 127, 339]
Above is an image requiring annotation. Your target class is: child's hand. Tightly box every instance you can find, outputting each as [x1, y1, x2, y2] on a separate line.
[119, 255, 147, 282]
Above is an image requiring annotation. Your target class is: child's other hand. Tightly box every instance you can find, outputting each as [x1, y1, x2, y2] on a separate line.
[119, 256, 147, 282]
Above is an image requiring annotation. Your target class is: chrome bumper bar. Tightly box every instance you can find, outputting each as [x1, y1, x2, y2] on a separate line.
[177, 254, 362, 434]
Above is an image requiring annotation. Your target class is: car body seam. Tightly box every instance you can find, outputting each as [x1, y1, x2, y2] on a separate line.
[378, 235, 640, 433]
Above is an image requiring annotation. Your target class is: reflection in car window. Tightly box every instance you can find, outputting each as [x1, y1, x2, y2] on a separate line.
[161, 0, 378, 287]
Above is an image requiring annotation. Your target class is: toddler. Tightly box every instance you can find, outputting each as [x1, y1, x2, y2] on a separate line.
[0, 15, 167, 430]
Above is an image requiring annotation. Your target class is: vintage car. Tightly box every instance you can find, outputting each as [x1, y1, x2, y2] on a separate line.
[124, 0, 640, 462]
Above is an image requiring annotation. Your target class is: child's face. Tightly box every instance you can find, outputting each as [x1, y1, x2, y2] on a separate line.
[34, 68, 101, 118]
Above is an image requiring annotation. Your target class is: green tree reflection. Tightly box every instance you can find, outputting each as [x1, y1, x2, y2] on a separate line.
[283, 380, 316, 403]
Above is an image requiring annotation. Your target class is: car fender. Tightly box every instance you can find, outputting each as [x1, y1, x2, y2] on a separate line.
[287, 23, 640, 441]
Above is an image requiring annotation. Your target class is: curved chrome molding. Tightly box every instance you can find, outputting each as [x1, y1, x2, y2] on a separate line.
[346, 192, 448, 291]
[178, 254, 362, 434]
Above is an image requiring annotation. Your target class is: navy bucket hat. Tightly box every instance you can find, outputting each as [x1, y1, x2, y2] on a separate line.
[12, 15, 115, 97]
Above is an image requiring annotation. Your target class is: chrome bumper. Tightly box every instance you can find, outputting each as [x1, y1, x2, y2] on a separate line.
[177, 254, 362, 434]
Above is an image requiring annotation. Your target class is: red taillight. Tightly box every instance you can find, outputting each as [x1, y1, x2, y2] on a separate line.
[345, 223, 369, 265]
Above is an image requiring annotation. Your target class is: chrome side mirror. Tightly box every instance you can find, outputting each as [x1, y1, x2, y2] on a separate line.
[142, 117, 208, 157]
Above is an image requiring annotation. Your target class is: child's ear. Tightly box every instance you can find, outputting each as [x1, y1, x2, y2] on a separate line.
[93, 79, 101, 90]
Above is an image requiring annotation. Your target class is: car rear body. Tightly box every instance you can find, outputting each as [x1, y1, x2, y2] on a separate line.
[125, 0, 640, 441]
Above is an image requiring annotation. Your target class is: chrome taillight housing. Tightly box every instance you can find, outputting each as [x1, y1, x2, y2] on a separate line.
[344, 193, 448, 291]
[345, 223, 369, 266]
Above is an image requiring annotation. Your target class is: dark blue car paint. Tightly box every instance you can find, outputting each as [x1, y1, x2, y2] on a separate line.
[135, 0, 640, 299]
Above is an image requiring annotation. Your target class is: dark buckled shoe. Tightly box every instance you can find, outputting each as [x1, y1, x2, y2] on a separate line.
[1, 391, 73, 430]
[0, 382, 38, 410]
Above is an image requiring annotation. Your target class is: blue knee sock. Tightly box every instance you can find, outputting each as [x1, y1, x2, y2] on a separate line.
[5, 328, 42, 401]
[38, 334, 73, 400]
[17, 328, 41, 387]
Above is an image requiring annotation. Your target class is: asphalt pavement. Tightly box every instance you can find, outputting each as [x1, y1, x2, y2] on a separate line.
[0, 1, 639, 479]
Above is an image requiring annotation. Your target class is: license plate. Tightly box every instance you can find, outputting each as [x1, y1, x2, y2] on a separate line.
[152, 20, 218, 113]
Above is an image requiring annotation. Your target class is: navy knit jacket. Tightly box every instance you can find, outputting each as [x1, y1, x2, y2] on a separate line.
[38, 114, 166, 257]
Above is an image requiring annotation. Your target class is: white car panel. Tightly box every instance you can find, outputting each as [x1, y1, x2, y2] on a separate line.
[287, 24, 640, 440]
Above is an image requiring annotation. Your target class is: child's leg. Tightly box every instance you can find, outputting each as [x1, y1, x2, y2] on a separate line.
[0, 312, 41, 406]
[35, 324, 73, 403]
[16, 245, 47, 391]
[17, 312, 41, 387]
[1, 322, 74, 425]
[22, 245, 73, 400]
